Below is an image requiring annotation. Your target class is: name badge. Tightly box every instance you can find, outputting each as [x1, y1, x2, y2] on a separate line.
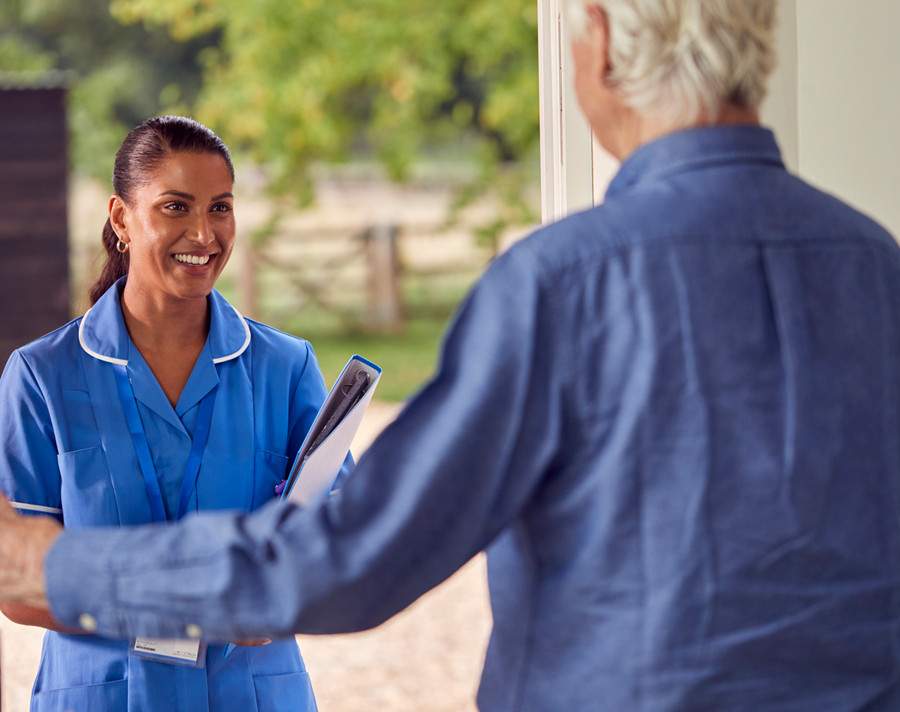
[132, 638, 206, 668]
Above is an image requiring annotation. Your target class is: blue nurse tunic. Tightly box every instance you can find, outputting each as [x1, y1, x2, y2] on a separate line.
[0, 277, 347, 711]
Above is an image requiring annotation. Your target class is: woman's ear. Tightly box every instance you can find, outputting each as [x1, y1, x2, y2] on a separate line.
[108, 195, 129, 244]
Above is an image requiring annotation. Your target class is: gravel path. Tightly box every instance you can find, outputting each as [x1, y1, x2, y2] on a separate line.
[0, 403, 493, 711]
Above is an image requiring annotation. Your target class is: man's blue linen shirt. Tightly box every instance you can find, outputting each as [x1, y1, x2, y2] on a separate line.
[45, 126, 900, 711]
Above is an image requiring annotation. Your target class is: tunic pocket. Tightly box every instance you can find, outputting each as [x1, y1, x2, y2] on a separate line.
[59, 388, 101, 453]
[32, 678, 127, 712]
[253, 449, 290, 510]
[252, 671, 316, 712]
[57, 446, 120, 527]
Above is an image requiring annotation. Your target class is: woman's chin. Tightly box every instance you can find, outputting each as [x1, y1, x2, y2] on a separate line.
[164, 276, 217, 301]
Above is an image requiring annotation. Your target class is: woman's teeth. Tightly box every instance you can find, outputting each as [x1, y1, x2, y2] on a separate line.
[174, 254, 211, 265]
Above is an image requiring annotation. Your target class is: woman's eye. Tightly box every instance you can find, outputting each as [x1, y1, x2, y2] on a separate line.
[164, 201, 188, 212]
[211, 203, 233, 213]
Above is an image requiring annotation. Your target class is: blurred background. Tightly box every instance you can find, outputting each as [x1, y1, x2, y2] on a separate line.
[0, 0, 542, 394]
[0, 0, 543, 709]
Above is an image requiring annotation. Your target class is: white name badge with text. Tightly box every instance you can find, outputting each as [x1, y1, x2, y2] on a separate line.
[132, 638, 206, 668]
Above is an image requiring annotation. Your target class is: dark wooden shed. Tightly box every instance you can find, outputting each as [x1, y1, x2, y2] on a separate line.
[0, 73, 70, 371]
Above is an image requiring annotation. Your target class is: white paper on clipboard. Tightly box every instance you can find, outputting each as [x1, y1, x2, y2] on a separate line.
[283, 355, 381, 505]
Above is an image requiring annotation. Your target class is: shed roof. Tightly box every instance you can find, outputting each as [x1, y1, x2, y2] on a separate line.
[0, 70, 71, 91]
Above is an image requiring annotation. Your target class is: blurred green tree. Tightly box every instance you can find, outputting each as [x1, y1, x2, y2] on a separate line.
[0, 0, 216, 179]
[110, 0, 540, 234]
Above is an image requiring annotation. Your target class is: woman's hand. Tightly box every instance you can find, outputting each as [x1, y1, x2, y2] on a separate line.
[0, 495, 62, 609]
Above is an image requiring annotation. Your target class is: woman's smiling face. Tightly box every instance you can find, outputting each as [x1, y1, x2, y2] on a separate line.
[109, 150, 235, 301]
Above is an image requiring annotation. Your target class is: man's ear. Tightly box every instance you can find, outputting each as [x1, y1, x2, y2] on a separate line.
[586, 4, 613, 83]
[108, 195, 129, 242]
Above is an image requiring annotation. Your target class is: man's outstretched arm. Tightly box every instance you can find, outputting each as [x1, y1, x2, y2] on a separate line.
[33, 247, 564, 642]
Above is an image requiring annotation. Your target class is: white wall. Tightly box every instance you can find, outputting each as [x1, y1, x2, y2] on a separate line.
[764, 0, 900, 236]
[794, 0, 900, 237]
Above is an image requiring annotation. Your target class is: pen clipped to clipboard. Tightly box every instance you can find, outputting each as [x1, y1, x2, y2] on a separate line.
[279, 354, 382, 505]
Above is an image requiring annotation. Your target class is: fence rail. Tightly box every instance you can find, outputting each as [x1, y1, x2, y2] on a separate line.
[242, 221, 489, 333]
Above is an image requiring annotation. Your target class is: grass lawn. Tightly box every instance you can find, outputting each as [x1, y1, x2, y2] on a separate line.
[218, 272, 463, 402]
[246, 269, 477, 403]
[300, 317, 452, 402]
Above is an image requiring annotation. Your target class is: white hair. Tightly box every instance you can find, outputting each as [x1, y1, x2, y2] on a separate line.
[566, 0, 778, 124]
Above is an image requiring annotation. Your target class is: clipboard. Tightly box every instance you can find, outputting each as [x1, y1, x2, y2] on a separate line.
[232, 353, 382, 659]
[281, 354, 382, 505]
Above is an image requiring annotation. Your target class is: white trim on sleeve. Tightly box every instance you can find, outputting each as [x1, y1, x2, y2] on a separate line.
[10, 501, 63, 515]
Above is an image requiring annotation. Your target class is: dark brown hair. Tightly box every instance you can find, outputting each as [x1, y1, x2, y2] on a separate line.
[89, 115, 235, 305]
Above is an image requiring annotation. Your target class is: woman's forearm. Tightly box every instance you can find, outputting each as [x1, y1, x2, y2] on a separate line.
[0, 603, 84, 634]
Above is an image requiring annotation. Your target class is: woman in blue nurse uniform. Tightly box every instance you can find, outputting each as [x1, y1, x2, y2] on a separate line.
[0, 115, 348, 711]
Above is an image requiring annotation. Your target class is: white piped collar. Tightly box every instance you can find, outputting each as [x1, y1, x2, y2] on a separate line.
[78, 277, 251, 366]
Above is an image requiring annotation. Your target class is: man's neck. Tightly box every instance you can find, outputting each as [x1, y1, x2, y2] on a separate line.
[607, 104, 761, 161]
[121, 278, 209, 356]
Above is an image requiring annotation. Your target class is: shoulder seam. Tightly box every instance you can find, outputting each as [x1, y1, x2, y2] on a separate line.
[245, 317, 310, 347]
[297, 340, 313, 383]
[15, 317, 82, 355]
[9, 349, 59, 453]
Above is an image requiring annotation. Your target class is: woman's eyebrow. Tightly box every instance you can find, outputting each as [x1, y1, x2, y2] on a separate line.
[157, 190, 234, 201]
[159, 190, 195, 200]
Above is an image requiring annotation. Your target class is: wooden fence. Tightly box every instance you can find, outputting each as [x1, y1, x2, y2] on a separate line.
[242, 221, 487, 334]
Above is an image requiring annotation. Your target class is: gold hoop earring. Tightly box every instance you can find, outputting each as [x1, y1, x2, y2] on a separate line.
[116, 239, 129, 254]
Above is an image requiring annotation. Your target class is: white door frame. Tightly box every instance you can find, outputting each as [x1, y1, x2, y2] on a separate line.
[537, 0, 599, 223]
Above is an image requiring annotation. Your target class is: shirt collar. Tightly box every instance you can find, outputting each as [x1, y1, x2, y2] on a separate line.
[78, 276, 251, 367]
[605, 125, 785, 200]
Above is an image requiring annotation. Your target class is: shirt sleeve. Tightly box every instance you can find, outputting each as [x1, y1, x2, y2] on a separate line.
[288, 343, 354, 490]
[0, 351, 63, 520]
[45, 247, 565, 640]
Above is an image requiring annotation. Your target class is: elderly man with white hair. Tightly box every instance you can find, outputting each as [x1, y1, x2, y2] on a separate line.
[2, 1, 900, 710]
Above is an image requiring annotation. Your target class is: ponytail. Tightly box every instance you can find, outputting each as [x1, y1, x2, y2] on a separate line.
[88, 219, 129, 305]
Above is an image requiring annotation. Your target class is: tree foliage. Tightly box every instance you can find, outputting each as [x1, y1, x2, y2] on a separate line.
[0, 0, 215, 179]
[111, 0, 540, 219]
[1, 0, 541, 232]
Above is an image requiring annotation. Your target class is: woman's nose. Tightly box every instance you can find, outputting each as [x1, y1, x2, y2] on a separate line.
[188, 216, 215, 246]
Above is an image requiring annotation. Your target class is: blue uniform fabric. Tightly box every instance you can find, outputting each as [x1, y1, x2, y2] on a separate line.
[43, 126, 900, 711]
[0, 278, 352, 711]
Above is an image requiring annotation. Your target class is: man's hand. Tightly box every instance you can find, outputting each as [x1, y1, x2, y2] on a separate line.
[0, 495, 62, 608]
